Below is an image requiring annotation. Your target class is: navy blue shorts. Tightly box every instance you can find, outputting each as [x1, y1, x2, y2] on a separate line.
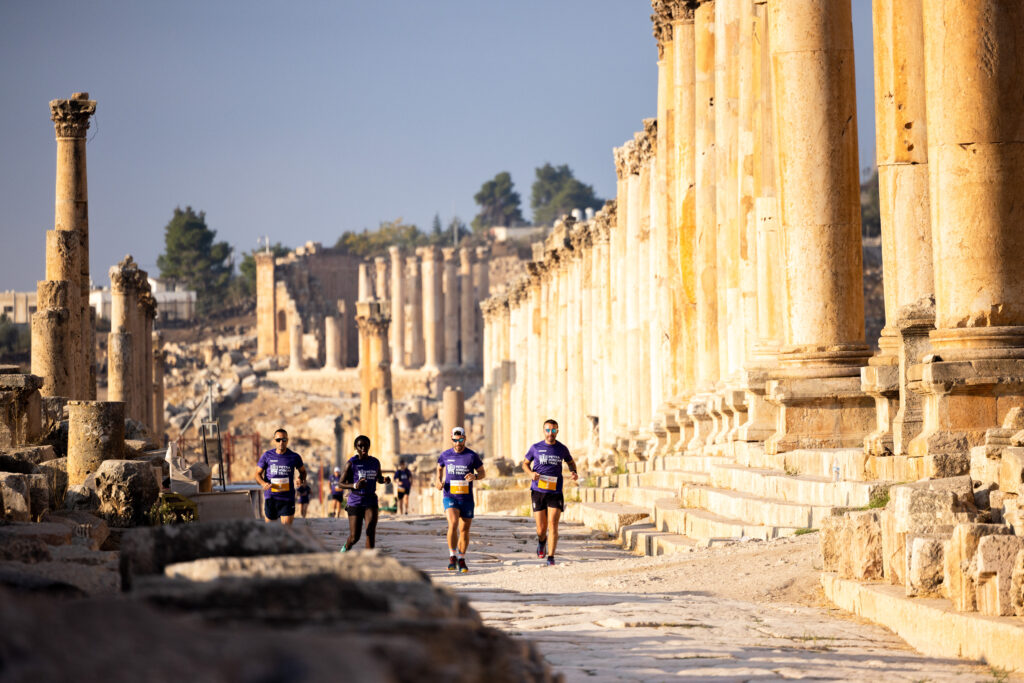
[531, 490, 564, 512]
[443, 496, 474, 519]
[264, 498, 296, 520]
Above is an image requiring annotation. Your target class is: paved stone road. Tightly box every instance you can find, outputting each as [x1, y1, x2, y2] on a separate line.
[308, 515, 1009, 682]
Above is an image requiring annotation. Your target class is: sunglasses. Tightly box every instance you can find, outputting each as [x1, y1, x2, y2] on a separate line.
[452, 436, 465, 441]
[544, 428, 558, 433]
[275, 437, 287, 442]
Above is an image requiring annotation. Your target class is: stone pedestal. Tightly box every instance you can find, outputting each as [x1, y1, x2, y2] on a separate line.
[67, 400, 125, 486]
[893, 299, 934, 455]
[0, 373, 43, 448]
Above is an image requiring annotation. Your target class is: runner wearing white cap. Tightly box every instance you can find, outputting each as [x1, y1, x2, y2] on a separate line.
[436, 426, 485, 573]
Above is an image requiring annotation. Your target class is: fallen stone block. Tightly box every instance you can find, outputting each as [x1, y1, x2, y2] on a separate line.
[24, 472, 50, 519]
[120, 519, 325, 587]
[93, 459, 160, 527]
[64, 482, 99, 511]
[975, 535, 1024, 617]
[0, 536, 51, 563]
[0, 454, 36, 474]
[999, 447, 1024, 495]
[945, 523, 1012, 612]
[1011, 549, 1024, 617]
[0, 472, 31, 521]
[35, 458, 68, 509]
[891, 476, 975, 535]
[906, 534, 946, 598]
[820, 515, 845, 573]
[0, 522, 73, 547]
[41, 510, 110, 551]
[880, 508, 905, 585]
[0, 445, 56, 467]
[240, 374, 258, 392]
[847, 510, 884, 581]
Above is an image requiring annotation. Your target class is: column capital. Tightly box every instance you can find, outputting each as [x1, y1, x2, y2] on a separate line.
[387, 245, 403, 259]
[637, 119, 658, 165]
[109, 255, 141, 295]
[651, 1, 697, 55]
[441, 247, 457, 262]
[138, 291, 158, 320]
[613, 140, 639, 180]
[416, 245, 440, 262]
[50, 93, 96, 139]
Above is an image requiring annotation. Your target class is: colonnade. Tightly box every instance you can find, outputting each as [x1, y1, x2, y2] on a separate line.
[483, 0, 1024, 479]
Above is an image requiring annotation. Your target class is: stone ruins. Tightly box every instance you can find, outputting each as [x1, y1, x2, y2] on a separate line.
[477, 0, 1024, 670]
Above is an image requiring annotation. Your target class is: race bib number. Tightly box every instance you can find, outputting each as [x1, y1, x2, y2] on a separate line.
[538, 475, 558, 491]
[449, 480, 470, 495]
[270, 477, 291, 493]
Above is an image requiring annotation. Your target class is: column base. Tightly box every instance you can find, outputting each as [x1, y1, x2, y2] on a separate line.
[861, 362, 899, 456]
[685, 396, 714, 454]
[765, 373, 875, 456]
[723, 388, 749, 442]
[736, 365, 778, 442]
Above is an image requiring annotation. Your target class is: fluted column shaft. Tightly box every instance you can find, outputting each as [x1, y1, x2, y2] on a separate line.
[388, 247, 405, 369]
[419, 247, 443, 371]
[695, 1, 719, 392]
[442, 248, 460, 368]
[405, 256, 424, 367]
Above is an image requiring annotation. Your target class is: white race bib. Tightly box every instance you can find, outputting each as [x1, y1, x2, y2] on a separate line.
[449, 480, 470, 495]
[270, 476, 291, 493]
[538, 475, 558, 491]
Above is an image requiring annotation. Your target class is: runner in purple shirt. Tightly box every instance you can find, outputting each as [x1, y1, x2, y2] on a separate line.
[522, 419, 578, 565]
[338, 434, 391, 552]
[255, 428, 308, 526]
[436, 426, 485, 573]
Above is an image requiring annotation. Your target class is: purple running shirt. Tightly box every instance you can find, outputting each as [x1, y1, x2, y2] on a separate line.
[257, 449, 304, 501]
[437, 448, 483, 502]
[524, 440, 572, 494]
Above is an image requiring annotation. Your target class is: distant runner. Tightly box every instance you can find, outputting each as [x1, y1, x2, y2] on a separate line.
[255, 428, 308, 526]
[296, 480, 311, 519]
[328, 466, 344, 518]
[394, 459, 413, 515]
[338, 435, 391, 551]
[436, 426, 485, 573]
[523, 419, 578, 566]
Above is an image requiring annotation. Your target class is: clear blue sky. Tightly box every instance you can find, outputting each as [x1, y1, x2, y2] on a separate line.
[0, 1, 875, 291]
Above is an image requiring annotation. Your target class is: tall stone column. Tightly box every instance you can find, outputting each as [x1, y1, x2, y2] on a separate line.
[906, 0, 1024, 475]
[31, 281, 73, 397]
[138, 287, 156, 428]
[473, 246, 489, 366]
[41, 229, 81, 398]
[418, 247, 443, 372]
[324, 314, 341, 370]
[507, 284, 525, 458]
[636, 123, 655, 440]
[50, 93, 96, 399]
[525, 265, 543, 444]
[355, 301, 398, 469]
[107, 262, 137, 412]
[441, 248, 460, 369]
[255, 252, 277, 358]
[152, 333, 165, 439]
[764, 0, 874, 455]
[287, 308, 304, 372]
[405, 256, 424, 367]
[591, 208, 616, 457]
[481, 301, 497, 458]
[388, 247, 405, 370]
[336, 301, 349, 369]
[688, 0, 719, 452]
[499, 299, 512, 461]
[357, 263, 372, 301]
[459, 248, 478, 367]
[67, 400, 124, 487]
[441, 386, 466, 440]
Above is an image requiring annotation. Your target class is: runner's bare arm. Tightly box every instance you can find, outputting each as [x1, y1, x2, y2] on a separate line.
[564, 456, 579, 481]
[466, 465, 485, 481]
[297, 464, 308, 484]
[339, 461, 360, 490]
[436, 464, 445, 490]
[255, 466, 271, 490]
[522, 458, 539, 481]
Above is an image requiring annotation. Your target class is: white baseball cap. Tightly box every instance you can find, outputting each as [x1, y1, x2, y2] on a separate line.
[452, 426, 465, 438]
[333, 466, 341, 473]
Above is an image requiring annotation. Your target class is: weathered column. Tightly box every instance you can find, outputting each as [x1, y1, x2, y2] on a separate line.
[387, 246, 405, 370]
[508, 284, 525, 458]
[906, 0, 1024, 475]
[688, 0, 719, 452]
[418, 247, 443, 372]
[40, 229, 81, 398]
[525, 265, 543, 445]
[324, 314, 341, 370]
[107, 262, 136, 411]
[357, 263, 372, 301]
[459, 248, 477, 367]
[441, 386, 466, 442]
[336, 301, 349, 368]
[636, 123, 656, 443]
[473, 246, 490, 366]
[499, 298, 512, 461]
[355, 301, 398, 469]
[481, 301, 497, 458]
[405, 256, 424, 367]
[442, 248, 460, 368]
[255, 252, 277, 358]
[31, 281, 73, 398]
[67, 400, 124, 487]
[591, 208, 616, 459]
[764, 0, 874, 455]
[0, 373, 43, 448]
[374, 256, 388, 303]
[151, 333, 165, 439]
[287, 309, 304, 372]
[139, 289, 156, 429]
[50, 93, 96, 399]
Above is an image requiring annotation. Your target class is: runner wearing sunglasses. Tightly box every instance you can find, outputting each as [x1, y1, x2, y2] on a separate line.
[436, 426, 485, 573]
[523, 419, 578, 565]
[255, 428, 307, 525]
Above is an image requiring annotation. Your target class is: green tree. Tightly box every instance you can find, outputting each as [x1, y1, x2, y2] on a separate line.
[471, 171, 524, 233]
[860, 167, 881, 238]
[530, 163, 604, 227]
[237, 242, 291, 298]
[431, 213, 443, 237]
[156, 207, 232, 314]
[334, 219, 426, 258]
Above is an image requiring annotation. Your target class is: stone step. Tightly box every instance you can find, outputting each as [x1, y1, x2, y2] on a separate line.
[619, 522, 698, 556]
[679, 483, 835, 529]
[563, 501, 650, 535]
[651, 498, 800, 541]
[707, 462, 881, 508]
[625, 460, 651, 474]
[610, 485, 677, 510]
[476, 488, 531, 514]
[766, 448, 871, 481]
[637, 469, 711, 491]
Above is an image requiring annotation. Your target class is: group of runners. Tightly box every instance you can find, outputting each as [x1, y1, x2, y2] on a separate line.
[254, 418, 577, 571]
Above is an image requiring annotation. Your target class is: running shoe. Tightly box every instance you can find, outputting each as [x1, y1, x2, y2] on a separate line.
[546, 555, 555, 567]
[458, 558, 468, 573]
[447, 555, 457, 571]
[536, 539, 546, 559]
[338, 546, 347, 553]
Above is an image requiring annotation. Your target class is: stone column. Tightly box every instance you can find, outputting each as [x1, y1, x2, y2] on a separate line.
[31, 281, 73, 398]
[442, 386, 466, 441]
[590, 209, 615, 458]
[50, 93, 96, 399]
[357, 263, 372, 301]
[67, 400, 124, 487]
[653, 3, 676, 423]
[255, 252, 277, 358]
[405, 256, 424, 367]
[764, 0, 874, 455]
[337, 301, 349, 369]
[418, 247, 443, 372]
[107, 262, 136, 412]
[459, 248, 477, 367]
[324, 314, 341, 370]
[473, 246, 490, 366]
[151, 333, 165, 439]
[374, 257, 388, 303]
[388, 247, 405, 370]
[0, 373, 43, 449]
[355, 301, 398, 469]
[636, 123, 655, 439]
[41, 228, 81, 398]
[499, 299, 512, 461]
[442, 248, 460, 369]
[906, 0, 1024, 474]
[287, 309, 304, 372]
[481, 301, 497, 458]
[526, 266, 543, 446]
[688, 0, 719, 450]
[139, 289, 155, 429]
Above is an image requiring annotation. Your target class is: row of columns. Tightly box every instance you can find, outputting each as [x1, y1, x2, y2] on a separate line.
[483, 0, 1024, 478]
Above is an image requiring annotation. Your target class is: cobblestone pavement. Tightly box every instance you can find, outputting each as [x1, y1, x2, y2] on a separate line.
[306, 515, 1013, 682]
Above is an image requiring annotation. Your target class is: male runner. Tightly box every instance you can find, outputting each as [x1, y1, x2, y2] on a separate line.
[328, 466, 344, 517]
[255, 428, 308, 525]
[436, 426, 485, 573]
[523, 418, 578, 565]
[394, 459, 413, 515]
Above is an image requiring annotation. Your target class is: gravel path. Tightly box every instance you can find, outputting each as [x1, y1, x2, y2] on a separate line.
[306, 515, 1011, 682]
